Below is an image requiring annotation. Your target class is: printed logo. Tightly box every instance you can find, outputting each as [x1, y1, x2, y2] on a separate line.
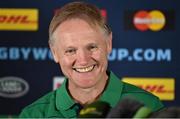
[0, 76, 29, 98]
[0, 47, 53, 61]
[101, 9, 107, 19]
[124, 10, 175, 31]
[122, 78, 175, 100]
[0, 8, 38, 31]
[53, 76, 65, 90]
[133, 10, 165, 31]
[108, 48, 171, 62]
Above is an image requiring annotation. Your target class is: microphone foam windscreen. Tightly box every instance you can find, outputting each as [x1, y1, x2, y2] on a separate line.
[78, 101, 110, 118]
[106, 97, 144, 118]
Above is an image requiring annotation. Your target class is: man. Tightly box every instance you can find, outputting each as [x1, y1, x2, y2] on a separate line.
[19, 1, 164, 118]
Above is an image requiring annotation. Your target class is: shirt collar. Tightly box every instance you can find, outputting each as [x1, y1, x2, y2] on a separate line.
[56, 79, 75, 111]
[56, 71, 123, 110]
[99, 71, 123, 107]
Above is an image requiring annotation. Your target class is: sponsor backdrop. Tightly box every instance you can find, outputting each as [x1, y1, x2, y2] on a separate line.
[0, 0, 179, 117]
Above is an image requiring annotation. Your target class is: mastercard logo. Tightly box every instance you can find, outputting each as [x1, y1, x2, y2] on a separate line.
[133, 10, 166, 31]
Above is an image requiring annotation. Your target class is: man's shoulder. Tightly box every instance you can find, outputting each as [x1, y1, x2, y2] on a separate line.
[121, 81, 164, 111]
[28, 91, 56, 108]
[122, 81, 150, 93]
[19, 90, 56, 118]
[122, 81, 159, 100]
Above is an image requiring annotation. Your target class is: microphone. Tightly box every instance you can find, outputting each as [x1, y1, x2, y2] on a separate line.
[78, 101, 110, 118]
[106, 97, 152, 118]
[149, 107, 180, 118]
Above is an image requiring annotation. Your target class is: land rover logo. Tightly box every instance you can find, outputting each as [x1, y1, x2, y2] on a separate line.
[0, 76, 29, 98]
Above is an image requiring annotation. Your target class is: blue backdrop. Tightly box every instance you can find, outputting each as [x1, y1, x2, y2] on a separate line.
[0, 0, 179, 117]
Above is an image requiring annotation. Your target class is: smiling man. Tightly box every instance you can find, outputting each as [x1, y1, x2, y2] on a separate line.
[19, 2, 164, 118]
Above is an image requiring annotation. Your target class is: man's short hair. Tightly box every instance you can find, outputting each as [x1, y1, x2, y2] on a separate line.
[49, 1, 111, 45]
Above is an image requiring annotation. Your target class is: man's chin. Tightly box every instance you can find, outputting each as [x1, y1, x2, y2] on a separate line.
[74, 79, 96, 88]
[77, 84, 96, 89]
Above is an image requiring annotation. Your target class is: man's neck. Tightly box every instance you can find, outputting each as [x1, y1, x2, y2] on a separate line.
[68, 75, 108, 105]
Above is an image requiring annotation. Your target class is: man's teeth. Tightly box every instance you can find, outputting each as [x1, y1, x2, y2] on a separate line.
[75, 65, 94, 73]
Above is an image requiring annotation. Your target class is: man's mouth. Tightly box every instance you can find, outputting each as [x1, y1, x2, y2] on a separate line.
[73, 65, 96, 73]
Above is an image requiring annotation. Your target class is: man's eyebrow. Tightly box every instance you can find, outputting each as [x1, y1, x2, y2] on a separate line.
[65, 46, 77, 49]
[87, 42, 98, 46]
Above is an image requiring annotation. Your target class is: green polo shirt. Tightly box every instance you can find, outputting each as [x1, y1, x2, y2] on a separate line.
[19, 71, 164, 118]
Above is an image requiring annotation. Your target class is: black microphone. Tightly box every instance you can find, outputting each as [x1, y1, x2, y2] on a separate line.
[149, 107, 180, 118]
[106, 97, 152, 118]
[78, 101, 110, 118]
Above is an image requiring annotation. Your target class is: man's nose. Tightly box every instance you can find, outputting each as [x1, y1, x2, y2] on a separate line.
[77, 50, 90, 65]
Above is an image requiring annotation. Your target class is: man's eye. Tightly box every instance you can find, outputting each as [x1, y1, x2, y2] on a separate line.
[89, 45, 98, 51]
[65, 49, 76, 55]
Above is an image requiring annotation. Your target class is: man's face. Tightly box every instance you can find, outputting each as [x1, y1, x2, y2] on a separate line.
[51, 19, 112, 89]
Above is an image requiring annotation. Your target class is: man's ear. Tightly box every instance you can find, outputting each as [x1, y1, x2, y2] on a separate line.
[106, 32, 112, 54]
[49, 44, 59, 63]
